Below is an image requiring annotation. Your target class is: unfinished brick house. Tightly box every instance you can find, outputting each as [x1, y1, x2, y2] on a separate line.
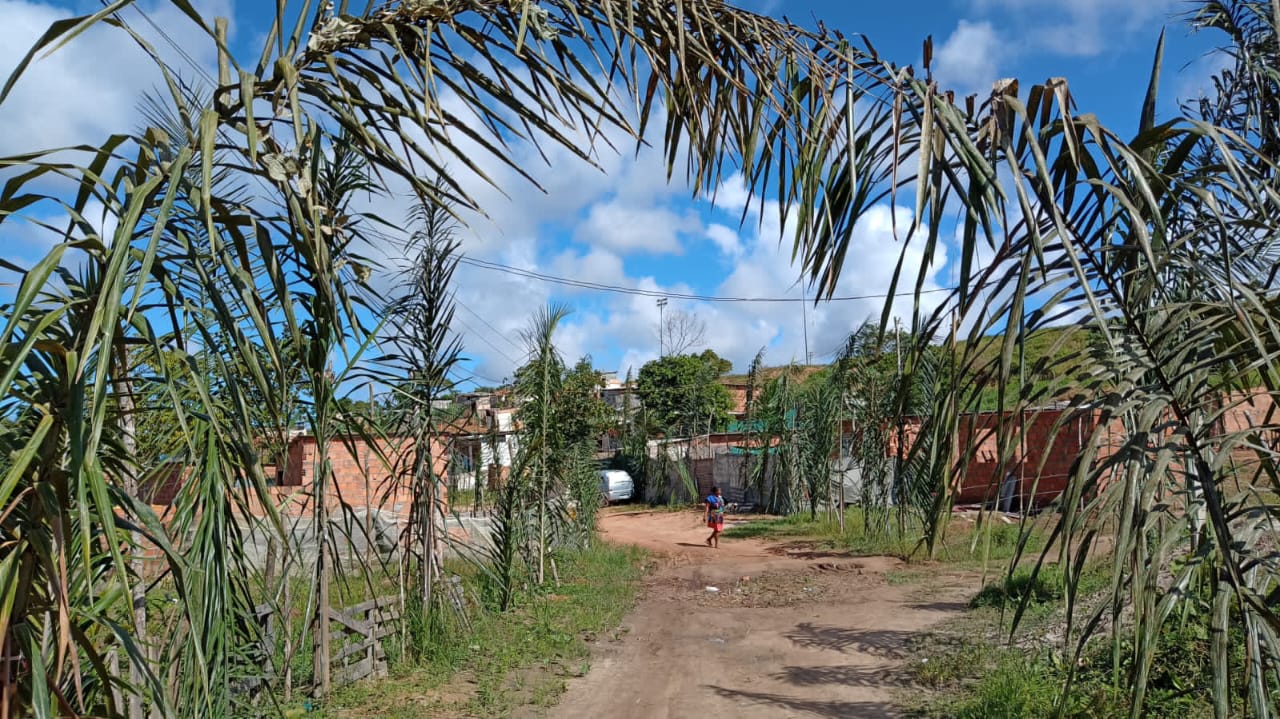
[138, 433, 452, 518]
[896, 389, 1280, 509]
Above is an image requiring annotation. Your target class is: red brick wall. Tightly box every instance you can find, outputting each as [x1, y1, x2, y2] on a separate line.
[904, 393, 1280, 508]
[139, 462, 186, 506]
[273, 434, 450, 517]
[894, 407, 1098, 508]
[951, 408, 1098, 506]
[149, 435, 452, 518]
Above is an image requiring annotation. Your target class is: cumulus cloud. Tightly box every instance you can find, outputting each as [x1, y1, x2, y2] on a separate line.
[575, 200, 699, 255]
[934, 20, 1004, 96]
[705, 223, 743, 258]
[0, 0, 229, 155]
[969, 0, 1178, 57]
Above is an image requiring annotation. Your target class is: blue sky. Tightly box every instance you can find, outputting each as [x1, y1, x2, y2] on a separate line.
[0, 0, 1226, 392]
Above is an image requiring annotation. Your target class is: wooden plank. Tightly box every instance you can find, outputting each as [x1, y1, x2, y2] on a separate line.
[335, 639, 376, 663]
[374, 609, 401, 624]
[335, 656, 375, 685]
[343, 596, 398, 615]
[329, 612, 372, 636]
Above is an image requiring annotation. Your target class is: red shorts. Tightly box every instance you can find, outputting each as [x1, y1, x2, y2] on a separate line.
[708, 515, 724, 529]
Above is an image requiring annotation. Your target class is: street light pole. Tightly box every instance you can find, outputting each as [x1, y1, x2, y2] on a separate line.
[656, 297, 668, 357]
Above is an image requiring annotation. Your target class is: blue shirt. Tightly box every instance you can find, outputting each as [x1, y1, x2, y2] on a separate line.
[707, 495, 724, 514]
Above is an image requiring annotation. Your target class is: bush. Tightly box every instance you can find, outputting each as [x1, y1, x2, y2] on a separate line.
[969, 564, 1108, 610]
[971, 566, 1066, 608]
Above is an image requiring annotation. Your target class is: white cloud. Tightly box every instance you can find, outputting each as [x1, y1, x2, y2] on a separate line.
[0, 0, 229, 156]
[705, 223, 743, 258]
[934, 20, 1003, 96]
[711, 198, 949, 367]
[969, 0, 1178, 58]
[518, 180, 953, 380]
[575, 200, 699, 255]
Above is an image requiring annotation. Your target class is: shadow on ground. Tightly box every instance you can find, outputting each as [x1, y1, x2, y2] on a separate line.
[784, 623, 915, 659]
[707, 685, 897, 718]
[907, 600, 970, 612]
[771, 664, 914, 688]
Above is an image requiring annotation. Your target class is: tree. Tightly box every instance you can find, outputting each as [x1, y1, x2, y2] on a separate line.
[636, 351, 734, 436]
[7, 0, 1275, 716]
[382, 188, 467, 643]
[559, 357, 615, 449]
[660, 309, 707, 356]
[793, 8, 1280, 717]
[502, 310, 610, 595]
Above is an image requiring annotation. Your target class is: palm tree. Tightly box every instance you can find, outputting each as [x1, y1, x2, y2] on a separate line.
[3, 0, 1272, 716]
[382, 188, 465, 633]
[794, 9, 1280, 717]
[513, 305, 571, 585]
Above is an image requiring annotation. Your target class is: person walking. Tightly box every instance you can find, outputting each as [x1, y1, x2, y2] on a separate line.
[704, 485, 725, 548]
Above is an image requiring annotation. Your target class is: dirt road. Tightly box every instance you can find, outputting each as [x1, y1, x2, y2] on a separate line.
[543, 510, 978, 719]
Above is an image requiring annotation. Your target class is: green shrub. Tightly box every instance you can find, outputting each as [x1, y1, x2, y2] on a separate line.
[952, 657, 1059, 719]
[971, 566, 1066, 608]
[970, 564, 1108, 609]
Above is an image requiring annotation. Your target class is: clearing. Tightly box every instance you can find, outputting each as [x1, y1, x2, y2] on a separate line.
[538, 509, 982, 718]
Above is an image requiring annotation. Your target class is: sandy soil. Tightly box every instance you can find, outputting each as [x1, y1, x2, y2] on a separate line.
[539, 510, 980, 719]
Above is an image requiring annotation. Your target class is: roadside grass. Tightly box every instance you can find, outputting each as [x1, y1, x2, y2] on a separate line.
[323, 542, 647, 718]
[722, 507, 1047, 567]
[969, 563, 1110, 611]
[904, 559, 1252, 719]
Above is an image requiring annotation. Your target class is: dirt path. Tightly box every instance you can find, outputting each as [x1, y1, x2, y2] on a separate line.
[541, 510, 979, 719]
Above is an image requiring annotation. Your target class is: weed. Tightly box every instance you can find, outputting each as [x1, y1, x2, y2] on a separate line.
[324, 542, 646, 717]
[911, 639, 997, 688]
[950, 656, 1060, 718]
[722, 508, 1047, 565]
[969, 563, 1111, 612]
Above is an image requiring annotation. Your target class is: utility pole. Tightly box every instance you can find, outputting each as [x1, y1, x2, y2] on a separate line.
[656, 297, 668, 357]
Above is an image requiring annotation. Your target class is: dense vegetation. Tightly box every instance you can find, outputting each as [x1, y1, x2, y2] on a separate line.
[1, 0, 1278, 718]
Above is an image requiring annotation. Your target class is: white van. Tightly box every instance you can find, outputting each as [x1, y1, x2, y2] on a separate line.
[597, 469, 634, 504]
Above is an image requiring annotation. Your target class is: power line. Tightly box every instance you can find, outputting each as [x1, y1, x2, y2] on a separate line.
[458, 256, 954, 303]
[448, 366, 506, 388]
[454, 298, 524, 353]
[449, 312, 524, 367]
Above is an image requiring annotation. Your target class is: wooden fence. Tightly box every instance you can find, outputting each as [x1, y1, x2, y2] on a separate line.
[330, 595, 400, 685]
[253, 593, 401, 695]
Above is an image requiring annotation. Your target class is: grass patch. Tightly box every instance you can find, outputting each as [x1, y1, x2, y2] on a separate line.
[970, 563, 1109, 610]
[323, 542, 647, 718]
[722, 507, 1046, 565]
[909, 565, 1262, 718]
[946, 656, 1061, 718]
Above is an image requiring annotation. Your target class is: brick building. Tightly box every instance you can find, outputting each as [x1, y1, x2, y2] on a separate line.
[139, 433, 452, 518]
[895, 406, 1102, 508]
[898, 389, 1279, 508]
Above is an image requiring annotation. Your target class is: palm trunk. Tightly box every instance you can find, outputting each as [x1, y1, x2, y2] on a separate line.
[113, 347, 146, 719]
[537, 355, 550, 586]
[312, 390, 333, 697]
[416, 439, 436, 621]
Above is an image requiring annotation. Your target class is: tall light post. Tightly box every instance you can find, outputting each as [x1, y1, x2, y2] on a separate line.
[656, 297, 668, 357]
